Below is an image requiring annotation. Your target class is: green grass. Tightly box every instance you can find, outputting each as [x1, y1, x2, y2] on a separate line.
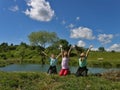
[87, 52, 120, 68]
[0, 51, 120, 68]
[0, 71, 119, 90]
[69, 51, 120, 68]
[88, 51, 120, 60]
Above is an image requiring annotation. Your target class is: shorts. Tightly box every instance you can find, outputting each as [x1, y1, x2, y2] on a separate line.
[47, 66, 57, 74]
[76, 66, 88, 76]
[59, 69, 70, 76]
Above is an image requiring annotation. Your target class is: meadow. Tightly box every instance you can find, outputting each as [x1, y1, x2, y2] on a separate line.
[0, 46, 120, 90]
[0, 71, 119, 90]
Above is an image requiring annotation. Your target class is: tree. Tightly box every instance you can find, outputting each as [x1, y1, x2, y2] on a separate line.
[28, 31, 59, 48]
[98, 47, 105, 52]
[20, 42, 28, 48]
[52, 39, 70, 50]
[0, 42, 9, 52]
[75, 45, 84, 53]
[16, 45, 26, 64]
[111, 50, 115, 53]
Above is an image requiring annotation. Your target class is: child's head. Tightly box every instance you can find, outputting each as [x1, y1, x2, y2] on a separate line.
[51, 54, 55, 59]
[63, 51, 68, 57]
[80, 52, 85, 58]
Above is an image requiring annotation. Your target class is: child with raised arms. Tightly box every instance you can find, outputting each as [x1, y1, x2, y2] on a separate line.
[59, 45, 73, 76]
[42, 51, 61, 74]
[75, 45, 93, 76]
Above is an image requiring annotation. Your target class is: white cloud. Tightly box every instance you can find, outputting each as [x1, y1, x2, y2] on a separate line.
[70, 27, 95, 40]
[24, 0, 54, 22]
[91, 48, 98, 51]
[9, 5, 19, 12]
[77, 40, 86, 47]
[107, 44, 120, 52]
[98, 34, 113, 44]
[67, 24, 74, 28]
[76, 17, 80, 21]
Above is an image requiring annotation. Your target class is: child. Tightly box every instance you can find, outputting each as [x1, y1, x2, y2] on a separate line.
[59, 45, 73, 76]
[42, 51, 61, 74]
[75, 45, 93, 76]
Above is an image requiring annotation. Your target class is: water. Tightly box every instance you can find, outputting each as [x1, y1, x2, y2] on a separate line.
[0, 64, 119, 74]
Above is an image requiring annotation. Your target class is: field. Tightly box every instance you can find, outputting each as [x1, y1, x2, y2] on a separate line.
[0, 51, 120, 90]
[0, 51, 120, 68]
[0, 71, 120, 90]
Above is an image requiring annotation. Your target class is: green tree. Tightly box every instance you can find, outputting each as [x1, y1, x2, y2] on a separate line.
[28, 31, 59, 48]
[19, 42, 28, 48]
[9, 43, 17, 50]
[16, 45, 27, 63]
[98, 47, 105, 52]
[43, 39, 70, 56]
[75, 45, 84, 54]
[52, 39, 70, 50]
[0, 42, 9, 52]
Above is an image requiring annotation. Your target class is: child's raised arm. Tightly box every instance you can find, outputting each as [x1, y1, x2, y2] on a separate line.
[59, 45, 64, 58]
[68, 45, 73, 57]
[86, 45, 93, 57]
[56, 52, 62, 59]
[42, 51, 49, 57]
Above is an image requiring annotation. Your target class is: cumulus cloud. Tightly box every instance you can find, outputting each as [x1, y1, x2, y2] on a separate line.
[67, 24, 74, 28]
[77, 40, 86, 47]
[70, 27, 95, 40]
[9, 5, 19, 12]
[76, 17, 80, 21]
[98, 34, 113, 44]
[91, 48, 98, 51]
[107, 44, 120, 52]
[24, 0, 54, 22]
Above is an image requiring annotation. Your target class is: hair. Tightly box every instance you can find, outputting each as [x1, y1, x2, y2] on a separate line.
[80, 52, 85, 57]
[51, 54, 55, 59]
[63, 50, 68, 57]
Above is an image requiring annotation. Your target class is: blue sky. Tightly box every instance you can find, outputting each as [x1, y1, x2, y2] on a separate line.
[0, 0, 120, 51]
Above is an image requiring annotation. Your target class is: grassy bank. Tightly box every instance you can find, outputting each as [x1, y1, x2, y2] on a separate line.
[0, 51, 120, 68]
[0, 71, 120, 90]
[87, 51, 120, 68]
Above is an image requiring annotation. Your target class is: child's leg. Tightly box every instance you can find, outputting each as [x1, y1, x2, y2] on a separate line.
[75, 67, 81, 76]
[47, 66, 52, 74]
[59, 69, 65, 76]
[81, 67, 88, 76]
[53, 66, 57, 74]
[63, 69, 69, 76]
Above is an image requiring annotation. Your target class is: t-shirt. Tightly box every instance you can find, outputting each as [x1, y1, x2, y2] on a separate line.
[61, 57, 69, 69]
[79, 57, 87, 67]
[49, 58, 57, 66]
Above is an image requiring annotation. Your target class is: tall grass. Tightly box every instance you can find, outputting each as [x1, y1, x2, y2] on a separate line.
[0, 71, 120, 90]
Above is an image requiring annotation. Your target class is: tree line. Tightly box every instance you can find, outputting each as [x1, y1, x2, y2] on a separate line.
[0, 31, 110, 61]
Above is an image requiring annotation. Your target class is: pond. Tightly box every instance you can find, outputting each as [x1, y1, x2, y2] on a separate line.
[0, 64, 119, 74]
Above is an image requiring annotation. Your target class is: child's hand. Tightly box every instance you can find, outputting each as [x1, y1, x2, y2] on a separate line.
[59, 44, 62, 48]
[71, 45, 75, 48]
[89, 45, 93, 49]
